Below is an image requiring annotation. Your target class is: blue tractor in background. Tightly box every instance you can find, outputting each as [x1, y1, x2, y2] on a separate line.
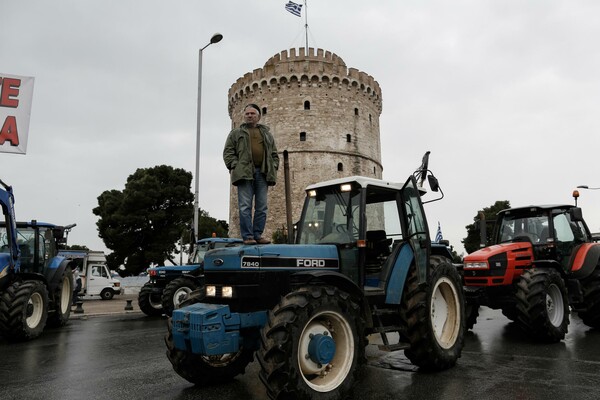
[165, 153, 466, 400]
[0, 179, 75, 341]
[138, 237, 243, 317]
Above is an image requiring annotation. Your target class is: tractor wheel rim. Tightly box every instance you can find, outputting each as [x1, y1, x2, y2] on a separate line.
[26, 292, 44, 328]
[546, 283, 564, 327]
[297, 310, 354, 393]
[430, 277, 461, 349]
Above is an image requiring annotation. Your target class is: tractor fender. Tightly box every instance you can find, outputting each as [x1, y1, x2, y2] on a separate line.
[569, 243, 600, 280]
[290, 270, 363, 301]
[44, 257, 70, 293]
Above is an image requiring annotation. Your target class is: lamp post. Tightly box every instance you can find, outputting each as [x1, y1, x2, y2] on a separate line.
[577, 185, 600, 190]
[193, 33, 223, 243]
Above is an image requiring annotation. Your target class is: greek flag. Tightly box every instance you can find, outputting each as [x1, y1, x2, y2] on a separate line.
[435, 222, 443, 243]
[285, 1, 302, 17]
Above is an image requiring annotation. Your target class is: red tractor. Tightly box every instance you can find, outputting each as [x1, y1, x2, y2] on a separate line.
[463, 199, 600, 342]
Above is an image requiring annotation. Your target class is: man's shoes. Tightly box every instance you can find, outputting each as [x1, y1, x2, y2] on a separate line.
[256, 237, 271, 244]
[243, 238, 257, 245]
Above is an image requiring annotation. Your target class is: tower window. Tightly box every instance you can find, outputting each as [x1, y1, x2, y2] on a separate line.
[346, 134, 352, 143]
[369, 114, 372, 124]
[354, 108, 359, 116]
[304, 100, 310, 110]
[300, 131, 306, 141]
[337, 163, 343, 172]
[262, 107, 267, 115]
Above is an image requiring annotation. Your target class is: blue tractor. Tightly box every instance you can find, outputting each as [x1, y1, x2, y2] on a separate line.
[138, 237, 243, 317]
[165, 154, 466, 399]
[0, 179, 75, 341]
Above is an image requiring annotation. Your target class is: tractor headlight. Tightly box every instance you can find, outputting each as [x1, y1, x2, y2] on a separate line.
[222, 286, 233, 298]
[464, 261, 489, 269]
[206, 285, 216, 297]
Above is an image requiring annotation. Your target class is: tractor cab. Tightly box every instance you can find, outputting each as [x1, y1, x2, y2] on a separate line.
[296, 174, 434, 288]
[493, 205, 592, 271]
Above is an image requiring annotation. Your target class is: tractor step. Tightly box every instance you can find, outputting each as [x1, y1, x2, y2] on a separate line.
[373, 325, 402, 334]
[378, 342, 410, 352]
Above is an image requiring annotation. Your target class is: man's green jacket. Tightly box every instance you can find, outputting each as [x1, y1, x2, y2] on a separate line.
[223, 123, 279, 186]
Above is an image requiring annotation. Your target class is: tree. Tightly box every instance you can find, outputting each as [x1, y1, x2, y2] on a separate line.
[93, 165, 194, 275]
[462, 200, 511, 254]
[196, 208, 229, 239]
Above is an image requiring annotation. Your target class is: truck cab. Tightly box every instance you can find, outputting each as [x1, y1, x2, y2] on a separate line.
[59, 250, 122, 300]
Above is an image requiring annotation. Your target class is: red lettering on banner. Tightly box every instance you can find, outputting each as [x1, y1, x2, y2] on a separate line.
[0, 116, 19, 146]
[0, 77, 21, 108]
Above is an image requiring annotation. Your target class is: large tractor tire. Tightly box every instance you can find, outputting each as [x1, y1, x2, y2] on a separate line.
[162, 277, 201, 317]
[0, 280, 49, 341]
[165, 317, 254, 385]
[402, 258, 465, 371]
[515, 268, 569, 342]
[578, 266, 600, 328]
[257, 286, 365, 400]
[138, 282, 163, 317]
[465, 302, 479, 331]
[47, 266, 73, 328]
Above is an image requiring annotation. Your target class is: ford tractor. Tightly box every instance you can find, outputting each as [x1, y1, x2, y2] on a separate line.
[463, 197, 600, 342]
[0, 179, 75, 341]
[138, 237, 243, 317]
[165, 153, 465, 400]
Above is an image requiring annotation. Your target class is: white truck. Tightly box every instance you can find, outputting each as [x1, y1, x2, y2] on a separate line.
[59, 250, 122, 300]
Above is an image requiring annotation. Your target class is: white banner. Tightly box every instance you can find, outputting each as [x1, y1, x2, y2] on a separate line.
[0, 73, 35, 155]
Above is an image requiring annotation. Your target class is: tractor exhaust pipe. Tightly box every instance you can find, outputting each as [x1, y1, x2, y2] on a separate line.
[283, 150, 293, 244]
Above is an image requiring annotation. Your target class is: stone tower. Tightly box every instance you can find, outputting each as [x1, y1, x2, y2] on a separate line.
[227, 47, 383, 240]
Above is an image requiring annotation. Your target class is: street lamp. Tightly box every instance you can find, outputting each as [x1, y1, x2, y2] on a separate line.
[577, 185, 600, 190]
[193, 33, 223, 243]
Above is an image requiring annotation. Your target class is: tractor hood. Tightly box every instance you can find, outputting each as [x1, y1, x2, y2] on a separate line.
[203, 244, 340, 272]
[464, 242, 532, 263]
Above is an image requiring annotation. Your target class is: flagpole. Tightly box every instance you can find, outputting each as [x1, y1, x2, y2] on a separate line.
[304, 0, 308, 50]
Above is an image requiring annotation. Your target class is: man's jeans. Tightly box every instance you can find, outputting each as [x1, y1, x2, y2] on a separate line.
[238, 167, 268, 240]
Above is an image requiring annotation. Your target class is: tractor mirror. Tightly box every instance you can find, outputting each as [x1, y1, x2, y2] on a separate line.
[428, 175, 440, 192]
[570, 207, 584, 222]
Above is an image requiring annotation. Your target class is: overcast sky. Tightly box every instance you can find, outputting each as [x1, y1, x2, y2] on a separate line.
[2, 0, 600, 256]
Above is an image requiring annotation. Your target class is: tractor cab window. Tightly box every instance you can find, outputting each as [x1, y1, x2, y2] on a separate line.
[364, 187, 401, 272]
[497, 213, 548, 244]
[16, 228, 36, 272]
[297, 185, 360, 245]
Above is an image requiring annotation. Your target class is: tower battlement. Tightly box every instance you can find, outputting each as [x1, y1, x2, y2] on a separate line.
[228, 48, 382, 117]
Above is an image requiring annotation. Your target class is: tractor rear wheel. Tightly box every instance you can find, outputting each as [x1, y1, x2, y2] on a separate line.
[257, 286, 365, 400]
[0, 280, 49, 341]
[465, 302, 479, 331]
[138, 282, 163, 316]
[47, 265, 73, 327]
[162, 277, 201, 316]
[164, 317, 254, 385]
[515, 268, 569, 342]
[578, 266, 600, 328]
[402, 257, 465, 371]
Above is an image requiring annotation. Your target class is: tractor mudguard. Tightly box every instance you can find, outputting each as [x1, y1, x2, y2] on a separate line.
[569, 243, 600, 280]
[172, 303, 267, 356]
[44, 257, 69, 292]
[290, 270, 363, 300]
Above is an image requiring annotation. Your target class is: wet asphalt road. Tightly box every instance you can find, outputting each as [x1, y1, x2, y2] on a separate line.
[1, 307, 600, 400]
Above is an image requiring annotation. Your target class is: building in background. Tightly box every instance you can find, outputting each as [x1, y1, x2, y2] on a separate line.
[227, 47, 383, 240]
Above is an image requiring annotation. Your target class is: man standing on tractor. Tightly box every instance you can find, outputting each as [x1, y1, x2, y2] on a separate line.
[223, 103, 279, 245]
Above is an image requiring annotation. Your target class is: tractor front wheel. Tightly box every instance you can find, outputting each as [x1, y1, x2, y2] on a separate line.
[138, 282, 163, 317]
[257, 286, 365, 400]
[578, 266, 600, 328]
[162, 277, 201, 316]
[402, 258, 465, 371]
[0, 280, 49, 341]
[515, 268, 569, 342]
[47, 265, 73, 327]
